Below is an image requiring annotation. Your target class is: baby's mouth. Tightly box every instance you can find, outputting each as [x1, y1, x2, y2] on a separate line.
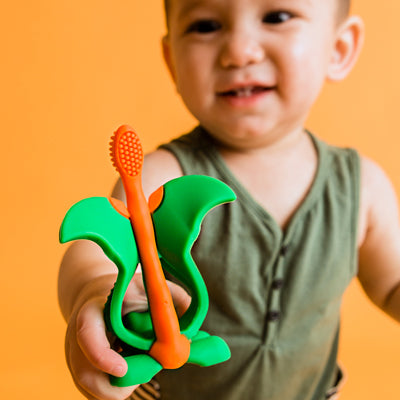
[218, 86, 273, 98]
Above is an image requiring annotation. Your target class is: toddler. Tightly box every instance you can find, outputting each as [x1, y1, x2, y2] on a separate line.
[58, 0, 400, 399]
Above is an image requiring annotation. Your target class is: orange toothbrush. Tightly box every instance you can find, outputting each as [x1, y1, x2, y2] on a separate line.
[110, 125, 190, 369]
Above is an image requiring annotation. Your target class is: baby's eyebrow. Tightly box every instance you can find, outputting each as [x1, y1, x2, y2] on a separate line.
[175, 0, 315, 22]
[176, 0, 216, 19]
[269, 0, 313, 7]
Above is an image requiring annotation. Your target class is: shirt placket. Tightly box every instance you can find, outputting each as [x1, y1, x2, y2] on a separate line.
[263, 239, 290, 346]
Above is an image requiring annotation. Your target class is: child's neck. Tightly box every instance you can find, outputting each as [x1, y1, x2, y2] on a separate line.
[216, 128, 318, 229]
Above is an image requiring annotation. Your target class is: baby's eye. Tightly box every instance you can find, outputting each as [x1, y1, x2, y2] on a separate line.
[263, 11, 293, 24]
[186, 19, 222, 34]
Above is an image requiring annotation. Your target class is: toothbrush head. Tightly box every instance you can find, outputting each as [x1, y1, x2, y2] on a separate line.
[110, 125, 143, 177]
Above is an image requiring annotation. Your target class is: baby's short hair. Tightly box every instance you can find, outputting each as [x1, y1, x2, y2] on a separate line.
[338, 0, 351, 22]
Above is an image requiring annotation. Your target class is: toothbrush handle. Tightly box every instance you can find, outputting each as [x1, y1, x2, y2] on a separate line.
[125, 179, 190, 368]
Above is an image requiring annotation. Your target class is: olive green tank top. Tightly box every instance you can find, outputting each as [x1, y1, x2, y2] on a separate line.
[156, 126, 360, 400]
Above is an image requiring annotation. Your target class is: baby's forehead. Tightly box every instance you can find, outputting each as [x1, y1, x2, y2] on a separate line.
[168, 0, 339, 5]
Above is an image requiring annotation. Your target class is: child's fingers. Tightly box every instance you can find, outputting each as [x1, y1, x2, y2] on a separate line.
[122, 273, 151, 315]
[76, 297, 127, 377]
[123, 274, 191, 318]
[166, 280, 191, 317]
[65, 307, 137, 400]
[67, 329, 136, 400]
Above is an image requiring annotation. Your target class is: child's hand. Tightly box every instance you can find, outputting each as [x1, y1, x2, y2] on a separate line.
[65, 273, 191, 400]
[65, 273, 134, 400]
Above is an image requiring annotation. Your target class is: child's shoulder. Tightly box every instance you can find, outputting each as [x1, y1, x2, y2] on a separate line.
[357, 154, 400, 311]
[112, 148, 182, 201]
[358, 155, 398, 247]
[142, 149, 183, 197]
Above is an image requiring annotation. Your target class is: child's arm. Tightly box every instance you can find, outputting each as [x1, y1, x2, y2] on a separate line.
[58, 149, 186, 399]
[58, 240, 136, 399]
[357, 157, 400, 322]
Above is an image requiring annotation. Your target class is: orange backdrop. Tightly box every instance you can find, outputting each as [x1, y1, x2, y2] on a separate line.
[1, 1, 399, 399]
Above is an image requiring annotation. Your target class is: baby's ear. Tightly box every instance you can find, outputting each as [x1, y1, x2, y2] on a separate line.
[161, 35, 177, 84]
[327, 15, 365, 81]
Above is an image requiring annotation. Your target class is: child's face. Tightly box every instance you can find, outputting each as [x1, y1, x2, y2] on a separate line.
[163, 0, 349, 149]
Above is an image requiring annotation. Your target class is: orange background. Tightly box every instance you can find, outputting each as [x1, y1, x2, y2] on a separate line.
[1, 1, 399, 399]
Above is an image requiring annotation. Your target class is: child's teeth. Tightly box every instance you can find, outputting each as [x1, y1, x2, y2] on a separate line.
[236, 87, 253, 97]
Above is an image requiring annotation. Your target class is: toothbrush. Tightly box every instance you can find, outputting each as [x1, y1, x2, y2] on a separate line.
[60, 125, 235, 385]
[109, 125, 190, 369]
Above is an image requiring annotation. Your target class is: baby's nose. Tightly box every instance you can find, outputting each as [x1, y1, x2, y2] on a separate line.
[219, 30, 265, 68]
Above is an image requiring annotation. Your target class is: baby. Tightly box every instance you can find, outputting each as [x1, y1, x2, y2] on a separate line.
[58, 0, 400, 399]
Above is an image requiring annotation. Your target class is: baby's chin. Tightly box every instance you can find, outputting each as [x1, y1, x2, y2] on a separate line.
[202, 123, 286, 152]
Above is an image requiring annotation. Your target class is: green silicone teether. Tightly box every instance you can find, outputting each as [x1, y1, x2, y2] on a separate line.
[60, 174, 236, 386]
